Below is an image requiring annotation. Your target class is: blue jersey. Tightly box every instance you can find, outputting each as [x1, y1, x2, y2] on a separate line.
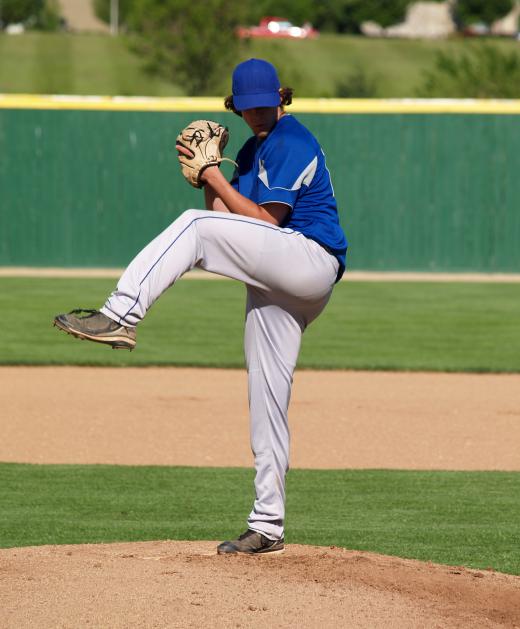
[231, 114, 347, 280]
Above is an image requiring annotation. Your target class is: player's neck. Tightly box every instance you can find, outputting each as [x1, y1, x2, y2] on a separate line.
[255, 110, 286, 141]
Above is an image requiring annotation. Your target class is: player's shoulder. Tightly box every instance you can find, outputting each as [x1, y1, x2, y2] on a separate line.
[279, 114, 316, 140]
[269, 115, 320, 156]
[235, 135, 257, 168]
[237, 135, 257, 156]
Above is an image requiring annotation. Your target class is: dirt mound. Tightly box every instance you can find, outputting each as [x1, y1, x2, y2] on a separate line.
[1, 541, 519, 628]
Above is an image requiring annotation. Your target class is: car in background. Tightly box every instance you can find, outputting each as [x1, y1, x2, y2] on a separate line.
[462, 22, 490, 36]
[237, 16, 319, 40]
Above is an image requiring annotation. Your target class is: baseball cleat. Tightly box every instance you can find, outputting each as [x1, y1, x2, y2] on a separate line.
[217, 529, 284, 555]
[53, 309, 136, 350]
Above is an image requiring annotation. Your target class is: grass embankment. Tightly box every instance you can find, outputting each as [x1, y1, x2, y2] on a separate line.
[1, 463, 518, 575]
[1, 277, 519, 372]
[1, 32, 519, 97]
[0, 33, 180, 96]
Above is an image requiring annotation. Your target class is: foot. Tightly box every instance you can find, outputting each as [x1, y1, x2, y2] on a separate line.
[53, 309, 136, 350]
[217, 530, 284, 555]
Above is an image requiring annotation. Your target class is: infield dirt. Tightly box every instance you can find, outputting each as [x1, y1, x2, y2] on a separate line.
[1, 366, 519, 628]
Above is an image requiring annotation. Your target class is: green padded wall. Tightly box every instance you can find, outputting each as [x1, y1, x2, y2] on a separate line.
[1, 107, 519, 271]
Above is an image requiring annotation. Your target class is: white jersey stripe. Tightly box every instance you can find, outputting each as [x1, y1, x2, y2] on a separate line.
[258, 156, 318, 192]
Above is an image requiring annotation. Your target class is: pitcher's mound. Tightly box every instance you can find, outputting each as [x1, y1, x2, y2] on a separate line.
[1, 541, 519, 628]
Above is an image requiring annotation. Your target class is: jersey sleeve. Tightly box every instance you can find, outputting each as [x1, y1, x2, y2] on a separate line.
[229, 146, 243, 191]
[230, 166, 239, 191]
[230, 138, 255, 192]
[256, 138, 319, 208]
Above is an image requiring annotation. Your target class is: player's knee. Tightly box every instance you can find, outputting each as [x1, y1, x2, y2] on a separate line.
[179, 208, 204, 223]
[171, 209, 207, 232]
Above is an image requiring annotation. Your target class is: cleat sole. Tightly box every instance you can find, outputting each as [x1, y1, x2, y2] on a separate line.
[53, 318, 135, 350]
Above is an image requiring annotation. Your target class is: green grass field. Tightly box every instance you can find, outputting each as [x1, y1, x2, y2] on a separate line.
[1, 463, 518, 575]
[0, 33, 181, 96]
[1, 277, 519, 372]
[2, 276, 518, 574]
[1, 32, 519, 97]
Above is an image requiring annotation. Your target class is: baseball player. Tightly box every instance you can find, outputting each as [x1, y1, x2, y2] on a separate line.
[54, 58, 347, 555]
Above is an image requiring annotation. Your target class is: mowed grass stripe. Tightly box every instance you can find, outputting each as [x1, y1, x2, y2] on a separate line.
[0, 33, 181, 97]
[67, 34, 183, 97]
[0, 34, 41, 93]
[71, 34, 128, 96]
[34, 33, 73, 94]
[69, 33, 112, 95]
[0, 277, 519, 372]
[303, 280, 520, 371]
[1, 464, 518, 575]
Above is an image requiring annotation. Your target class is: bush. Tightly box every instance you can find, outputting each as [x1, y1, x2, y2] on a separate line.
[335, 67, 379, 97]
[417, 43, 520, 98]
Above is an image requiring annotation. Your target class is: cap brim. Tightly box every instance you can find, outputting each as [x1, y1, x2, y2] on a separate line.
[233, 92, 280, 111]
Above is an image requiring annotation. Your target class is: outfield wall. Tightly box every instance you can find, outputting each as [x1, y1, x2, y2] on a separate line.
[1, 96, 519, 272]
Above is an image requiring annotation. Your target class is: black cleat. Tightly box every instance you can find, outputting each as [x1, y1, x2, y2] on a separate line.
[217, 529, 284, 555]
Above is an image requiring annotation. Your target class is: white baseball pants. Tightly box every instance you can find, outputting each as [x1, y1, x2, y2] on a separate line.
[101, 209, 339, 540]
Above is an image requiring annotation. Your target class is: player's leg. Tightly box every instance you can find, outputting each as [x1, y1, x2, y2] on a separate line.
[216, 284, 334, 554]
[54, 209, 268, 346]
[100, 209, 338, 325]
[99, 209, 269, 327]
[54, 209, 338, 348]
[244, 287, 303, 541]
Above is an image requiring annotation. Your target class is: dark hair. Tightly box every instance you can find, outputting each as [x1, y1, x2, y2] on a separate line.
[224, 87, 293, 117]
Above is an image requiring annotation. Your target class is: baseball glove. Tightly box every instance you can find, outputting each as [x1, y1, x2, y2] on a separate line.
[176, 119, 237, 189]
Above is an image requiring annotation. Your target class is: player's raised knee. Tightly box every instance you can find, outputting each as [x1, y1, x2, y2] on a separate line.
[179, 208, 205, 223]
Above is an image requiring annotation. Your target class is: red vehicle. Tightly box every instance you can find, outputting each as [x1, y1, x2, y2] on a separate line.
[237, 16, 319, 40]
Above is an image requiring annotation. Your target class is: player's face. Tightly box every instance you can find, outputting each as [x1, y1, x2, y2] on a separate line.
[242, 107, 282, 139]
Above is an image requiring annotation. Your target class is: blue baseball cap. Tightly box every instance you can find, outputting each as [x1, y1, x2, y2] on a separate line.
[232, 58, 281, 111]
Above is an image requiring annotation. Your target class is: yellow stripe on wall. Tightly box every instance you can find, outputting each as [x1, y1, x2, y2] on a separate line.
[1, 94, 520, 114]
[0, 94, 225, 112]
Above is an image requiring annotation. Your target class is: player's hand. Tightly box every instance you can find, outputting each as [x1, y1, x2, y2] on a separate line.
[175, 119, 237, 189]
[176, 144, 219, 185]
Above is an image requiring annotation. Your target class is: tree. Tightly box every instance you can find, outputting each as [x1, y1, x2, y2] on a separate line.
[0, 0, 60, 30]
[1, 0, 37, 24]
[312, 0, 411, 33]
[127, 0, 246, 95]
[454, 0, 513, 27]
[417, 43, 520, 98]
[246, 0, 317, 26]
[234, 0, 413, 34]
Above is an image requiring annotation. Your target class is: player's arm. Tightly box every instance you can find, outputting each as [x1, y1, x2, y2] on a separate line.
[175, 141, 288, 225]
[202, 166, 289, 226]
[204, 185, 231, 213]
